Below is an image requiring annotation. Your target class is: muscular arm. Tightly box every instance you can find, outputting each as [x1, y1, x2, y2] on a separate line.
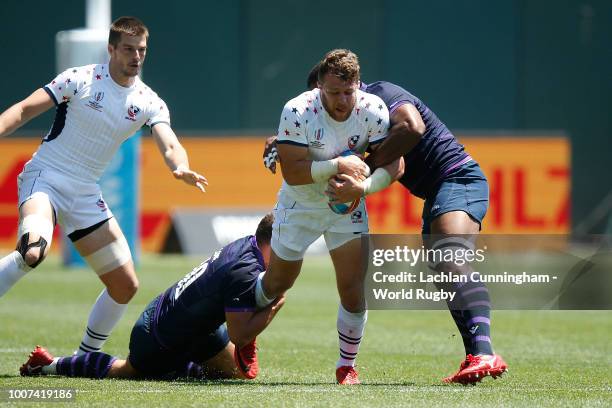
[277, 143, 314, 185]
[151, 123, 208, 192]
[365, 103, 425, 170]
[278, 143, 370, 186]
[0, 89, 54, 138]
[225, 296, 285, 348]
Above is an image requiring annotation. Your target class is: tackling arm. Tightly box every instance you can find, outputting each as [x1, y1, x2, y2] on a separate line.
[0, 89, 54, 138]
[151, 123, 208, 192]
[365, 103, 425, 170]
[225, 296, 285, 348]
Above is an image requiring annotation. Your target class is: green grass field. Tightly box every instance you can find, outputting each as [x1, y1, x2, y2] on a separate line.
[1, 254, 610, 407]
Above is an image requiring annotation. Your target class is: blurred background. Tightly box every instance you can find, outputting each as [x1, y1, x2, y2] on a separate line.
[1, 0, 610, 258]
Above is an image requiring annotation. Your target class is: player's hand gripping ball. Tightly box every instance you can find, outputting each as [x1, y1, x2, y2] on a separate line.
[328, 150, 369, 215]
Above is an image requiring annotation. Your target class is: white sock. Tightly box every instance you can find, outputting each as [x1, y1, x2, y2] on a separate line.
[336, 304, 367, 368]
[255, 272, 275, 308]
[41, 357, 59, 375]
[76, 289, 127, 355]
[0, 251, 32, 297]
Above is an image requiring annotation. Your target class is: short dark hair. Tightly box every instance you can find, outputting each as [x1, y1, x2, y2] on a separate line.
[307, 62, 321, 90]
[109, 16, 149, 46]
[255, 213, 274, 247]
[317, 49, 360, 85]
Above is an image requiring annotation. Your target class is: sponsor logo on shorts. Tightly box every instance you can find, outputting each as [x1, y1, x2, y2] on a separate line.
[348, 134, 360, 150]
[96, 198, 107, 211]
[351, 210, 363, 224]
[87, 92, 104, 112]
[125, 105, 141, 121]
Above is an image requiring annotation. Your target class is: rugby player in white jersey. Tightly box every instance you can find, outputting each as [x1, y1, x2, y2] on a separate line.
[253, 49, 404, 384]
[0, 17, 207, 356]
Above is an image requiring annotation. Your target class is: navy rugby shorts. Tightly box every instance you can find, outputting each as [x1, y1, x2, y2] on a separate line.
[421, 161, 489, 234]
[127, 296, 230, 378]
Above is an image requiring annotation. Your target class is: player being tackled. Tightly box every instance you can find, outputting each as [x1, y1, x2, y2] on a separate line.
[21, 214, 283, 381]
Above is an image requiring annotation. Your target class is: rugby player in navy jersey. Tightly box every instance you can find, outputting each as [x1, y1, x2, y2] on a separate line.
[262, 64, 508, 384]
[20, 214, 284, 380]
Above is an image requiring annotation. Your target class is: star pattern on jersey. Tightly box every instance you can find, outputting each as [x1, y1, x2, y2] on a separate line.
[313, 107, 318, 114]
[377, 118, 383, 125]
[294, 121, 300, 128]
[73, 90, 78, 95]
[284, 129, 290, 136]
[62, 96, 69, 101]
[365, 102, 371, 109]
[72, 69, 77, 73]
[96, 74, 102, 80]
[378, 104, 384, 110]
[291, 107, 298, 114]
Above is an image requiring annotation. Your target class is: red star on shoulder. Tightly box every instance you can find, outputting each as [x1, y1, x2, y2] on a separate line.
[96, 74, 102, 80]
[284, 129, 290, 136]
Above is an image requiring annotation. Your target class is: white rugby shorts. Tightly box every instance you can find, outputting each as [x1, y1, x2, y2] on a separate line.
[17, 164, 113, 236]
[271, 192, 368, 261]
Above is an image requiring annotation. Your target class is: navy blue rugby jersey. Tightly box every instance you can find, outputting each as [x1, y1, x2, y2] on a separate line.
[362, 81, 472, 198]
[151, 235, 264, 350]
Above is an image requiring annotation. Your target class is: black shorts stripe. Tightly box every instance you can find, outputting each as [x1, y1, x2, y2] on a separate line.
[68, 217, 112, 242]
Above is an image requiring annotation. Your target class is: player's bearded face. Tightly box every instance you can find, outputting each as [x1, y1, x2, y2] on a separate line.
[319, 73, 358, 122]
[110, 34, 147, 78]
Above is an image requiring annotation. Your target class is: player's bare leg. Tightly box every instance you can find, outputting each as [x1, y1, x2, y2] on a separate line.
[200, 342, 247, 379]
[0, 194, 55, 296]
[430, 211, 507, 384]
[72, 217, 137, 355]
[261, 251, 302, 300]
[430, 211, 480, 235]
[106, 358, 139, 378]
[329, 236, 367, 384]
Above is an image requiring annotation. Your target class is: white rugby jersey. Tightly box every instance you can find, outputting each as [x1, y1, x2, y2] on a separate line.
[276, 88, 389, 207]
[28, 64, 170, 183]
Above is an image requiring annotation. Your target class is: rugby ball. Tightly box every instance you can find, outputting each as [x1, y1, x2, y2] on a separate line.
[328, 150, 362, 215]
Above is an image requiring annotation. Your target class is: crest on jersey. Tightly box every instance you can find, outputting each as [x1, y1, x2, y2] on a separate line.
[348, 134, 360, 150]
[125, 105, 141, 121]
[94, 92, 104, 102]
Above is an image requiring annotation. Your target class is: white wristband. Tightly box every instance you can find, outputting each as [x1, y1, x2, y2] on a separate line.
[311, 159, 339, 183]
[362, 168, 392, 195]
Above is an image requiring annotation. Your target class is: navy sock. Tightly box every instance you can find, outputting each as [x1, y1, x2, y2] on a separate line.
[454, 276, 494, 355]
[56, 352, 117, 379]
[176, 361, 204, 379]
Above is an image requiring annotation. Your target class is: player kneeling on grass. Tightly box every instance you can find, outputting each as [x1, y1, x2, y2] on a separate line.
[20, 214, 284, 380]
